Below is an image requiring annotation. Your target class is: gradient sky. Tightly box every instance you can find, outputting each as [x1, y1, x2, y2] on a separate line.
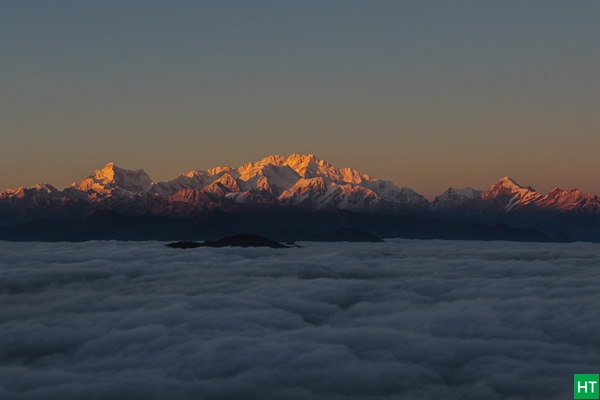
[2, 1, 599, 199]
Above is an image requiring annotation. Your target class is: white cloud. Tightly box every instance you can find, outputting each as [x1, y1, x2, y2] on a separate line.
[0, 239, 598, 399]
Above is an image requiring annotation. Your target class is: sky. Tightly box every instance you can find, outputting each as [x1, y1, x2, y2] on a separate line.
[1, 239, 599, 399]
[1, 1, 599, 199]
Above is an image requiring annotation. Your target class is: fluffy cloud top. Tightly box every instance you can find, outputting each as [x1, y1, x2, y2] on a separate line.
[1, 239, 598, 399]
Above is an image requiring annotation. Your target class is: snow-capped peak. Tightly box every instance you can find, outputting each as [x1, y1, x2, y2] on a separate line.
[441, 187, 482, 199]
[207, 166, 234, 176]
[541, 187, 600, 211]
[482, 176, 542, 211]
[79, 163, 153, 197]
[32, 183, 58, 193]
[234, 154, 374, 188]
[434, 187, 482, 202]
[284, 154, 337, 179]
[484, 176, 537, 196]
[488, 176, 535, 192]
[430, 187, 483, 211]
[495, 176, 527, 190]
[264, 154, 372, 184]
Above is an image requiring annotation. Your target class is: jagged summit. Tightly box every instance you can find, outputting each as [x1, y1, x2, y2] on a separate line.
[481, 176, 542, 211]
[32, 183, 58, 193]
[489, 176, 535, 192]
[234, 154, 372, 185]
[439, 187, 482, 198]
[484, 176, 536, 197]
[431, 187, 483, 212]
[496, 176, 521, 188]
[542, 187, 600, 211]
[79, 162, 153, 197]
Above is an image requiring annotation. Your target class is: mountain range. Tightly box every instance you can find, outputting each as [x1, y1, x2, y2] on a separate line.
[1, 154, 598, 241]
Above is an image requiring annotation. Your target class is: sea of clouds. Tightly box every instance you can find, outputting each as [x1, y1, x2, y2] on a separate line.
[0, 239, 598, 400]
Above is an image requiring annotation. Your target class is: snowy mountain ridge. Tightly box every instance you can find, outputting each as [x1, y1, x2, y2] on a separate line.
[2, 155, 599, 218]
[79, 162, 154, 197]
[0, 155, 430, 215]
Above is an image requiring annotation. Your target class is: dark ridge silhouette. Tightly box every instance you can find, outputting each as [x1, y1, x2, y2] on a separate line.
[165, 241, 203, 249]
[310, 228, 383, 242]
[0, 209, 575, 243]
[166, 234, 294, 249]
[259, 227, 384, 243]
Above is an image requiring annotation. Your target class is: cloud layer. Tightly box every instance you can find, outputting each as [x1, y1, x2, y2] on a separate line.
[1, 239, 599, 399]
